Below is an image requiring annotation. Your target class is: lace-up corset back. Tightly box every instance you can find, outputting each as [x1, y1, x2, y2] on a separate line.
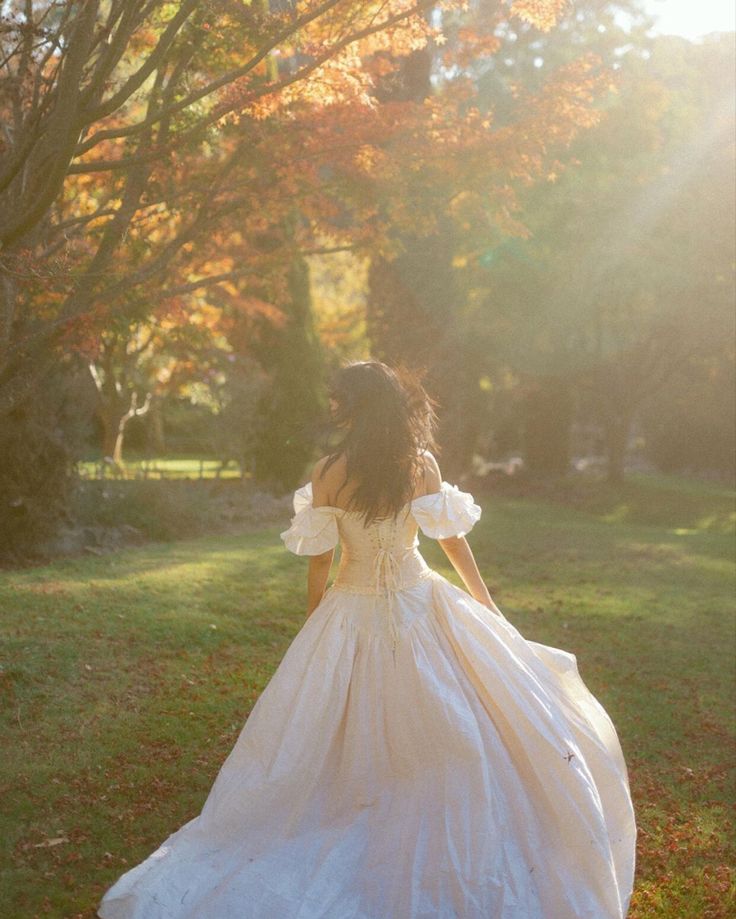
[332, 506, 431, 595]
[279, 481, 483, 655]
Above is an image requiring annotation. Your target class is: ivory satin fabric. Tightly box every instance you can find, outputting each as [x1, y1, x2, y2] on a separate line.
[98, 481, 636, 918]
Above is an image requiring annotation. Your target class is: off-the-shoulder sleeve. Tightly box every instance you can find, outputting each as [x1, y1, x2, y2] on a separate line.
[411, 481, 482, 539]
[280, 482, 339, 556]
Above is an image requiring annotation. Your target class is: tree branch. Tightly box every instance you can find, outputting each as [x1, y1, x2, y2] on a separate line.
[76, 0, 344, 151]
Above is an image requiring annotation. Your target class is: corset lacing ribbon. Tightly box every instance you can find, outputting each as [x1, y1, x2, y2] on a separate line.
[372, 546, 403, 660]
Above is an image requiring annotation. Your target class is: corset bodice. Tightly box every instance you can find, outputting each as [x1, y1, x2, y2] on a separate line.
[330, 508, 434, 658]
[280, 480, 483, 662]
[332, 508, 432, 595]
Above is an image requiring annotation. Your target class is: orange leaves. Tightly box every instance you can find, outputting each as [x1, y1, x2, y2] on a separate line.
[537, 51, 616, 129]
[354, 144, 388, 176]
[499, 50, 616, 176]
[363, 14, 432, 59]
[450, 29, 503, 68]
[235, 297, 287, 326]
[509, 0, 570, 32]
[14, 0, 611, 372]
[626, 748, 736, 919]
[237, 20, 433, 119]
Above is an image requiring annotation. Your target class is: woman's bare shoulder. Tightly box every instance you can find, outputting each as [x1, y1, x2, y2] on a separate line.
[311, 453, 346, 506]
[417, 449, 442, 496]
[312, 453, 346, 478]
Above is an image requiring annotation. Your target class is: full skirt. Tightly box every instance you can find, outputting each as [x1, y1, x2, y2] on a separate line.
[98, 571, 636, 918]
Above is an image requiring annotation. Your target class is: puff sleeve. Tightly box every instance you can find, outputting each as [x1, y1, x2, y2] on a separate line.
[411, 481, 482, 539]
[279, 482, 339, 556]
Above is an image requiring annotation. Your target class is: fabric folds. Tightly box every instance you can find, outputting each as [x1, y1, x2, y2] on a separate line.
[410, 481, 482, 539]
[98, 476, 636, 919]
[280, 483, 340, 556]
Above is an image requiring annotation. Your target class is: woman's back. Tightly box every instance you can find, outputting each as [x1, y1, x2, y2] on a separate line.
[332, 499, 428, 595]
[310, 449, 440, 595]
[312, 448, 440, 511]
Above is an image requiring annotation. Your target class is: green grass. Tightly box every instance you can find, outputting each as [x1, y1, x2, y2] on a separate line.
[1, 473, 734, 918]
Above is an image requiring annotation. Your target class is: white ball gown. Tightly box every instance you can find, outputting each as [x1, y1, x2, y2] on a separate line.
[98, 480, 636, 918]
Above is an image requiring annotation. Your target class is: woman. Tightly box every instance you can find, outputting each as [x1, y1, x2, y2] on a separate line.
[98, 359, 636, 918]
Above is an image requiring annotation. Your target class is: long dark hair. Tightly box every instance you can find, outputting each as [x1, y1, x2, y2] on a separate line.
[319, 360, 439, 525]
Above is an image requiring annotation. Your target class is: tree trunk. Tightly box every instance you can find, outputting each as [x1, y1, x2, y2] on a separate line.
[112, 426, 126, 467]
[365, 46, 488, 476]
[101, 410, 122, 462]
[605, 414, 632, 484]
[251, 253, 326, 490]
[99, 392, 151, 466]
[521, 375, 574, 477]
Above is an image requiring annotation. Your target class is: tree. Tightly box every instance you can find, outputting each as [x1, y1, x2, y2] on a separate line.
[0, 0, 471, 547]
[1, 0, 459, 415]
[362, 1, 619, 474]
[461, 9, 734, 482]
[442, 1, 650, 477]
[0, 0, 627, 550]
[250, 249, 327, 490]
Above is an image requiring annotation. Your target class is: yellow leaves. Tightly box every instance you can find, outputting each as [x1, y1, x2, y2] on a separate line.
[85, 198, 122, 230]
[354, 144, 381, 174]
[453, 28, 502, 68]
[155, 363, 174, 386]
[230, 2, 440, 120]
[212, 281, 239, 300]
[508, 0, 569, 32]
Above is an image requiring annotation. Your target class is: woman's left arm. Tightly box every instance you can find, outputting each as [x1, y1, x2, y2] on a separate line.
[305, 458, 337, 618]
[307, 549, 335, 617]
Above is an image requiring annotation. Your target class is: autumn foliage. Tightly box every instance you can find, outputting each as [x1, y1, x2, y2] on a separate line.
[0, 0, 609, 410]
[0, 0, 616, 546]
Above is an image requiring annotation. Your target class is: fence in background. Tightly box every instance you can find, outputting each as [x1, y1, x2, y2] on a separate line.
[76, 459, 244, 481]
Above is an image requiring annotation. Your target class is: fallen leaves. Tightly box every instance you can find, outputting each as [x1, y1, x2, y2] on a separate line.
[30, 837, 68, 849]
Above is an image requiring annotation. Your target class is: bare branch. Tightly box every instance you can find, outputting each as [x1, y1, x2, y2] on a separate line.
[80, 0, 197, 119]
[0, 0, 102, 248]
[70, 0, 436, 174]
[75, 0, 345, 152]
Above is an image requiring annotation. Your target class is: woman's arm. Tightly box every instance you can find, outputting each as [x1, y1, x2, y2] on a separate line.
[420, 450, 501, 615]
[306, 549, 335, 618]
[305, 458, 337, 618]
[438, 535, 503, 616]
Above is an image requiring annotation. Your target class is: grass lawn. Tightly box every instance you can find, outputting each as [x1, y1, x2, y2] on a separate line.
[1, 473, 734, 918]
